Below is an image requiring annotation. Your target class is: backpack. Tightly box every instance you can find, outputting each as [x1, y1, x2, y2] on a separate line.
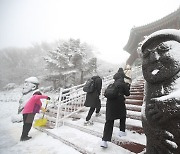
[83, 78, 95, 93]
[104, 83, 119, 99]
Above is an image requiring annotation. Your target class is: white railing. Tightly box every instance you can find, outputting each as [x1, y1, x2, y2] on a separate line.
[54, 74, 114, 128]
[55, 83, 86, 127]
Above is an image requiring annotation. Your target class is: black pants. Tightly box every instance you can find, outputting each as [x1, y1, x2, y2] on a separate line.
[86, 107, 100, 121]
[119, 116, 126, 132]
[102, 120, 114, 141]
[102, 117, 126, 141]
[21, 113, 35, 138]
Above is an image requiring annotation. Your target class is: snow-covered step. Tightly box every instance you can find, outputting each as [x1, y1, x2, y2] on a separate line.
[73, 111, 143, 133]
[127, 110, 141, 120]
[64, 118, 146, 153]
[127, 95, 143, 100]
[64, 117, 144, 140]
[43, 101, 143, 130]
[44, 103, 143, 131]
[126, 104, 142, 112]
[125, 99, 143, 106]
[130, 88, 144, 92]
[129, 91, 144, 95]
[37, 125, 137, 154]
[131, 84, 144, 87]
[131, 85, 143, 88]
[99, 106, 142, 121]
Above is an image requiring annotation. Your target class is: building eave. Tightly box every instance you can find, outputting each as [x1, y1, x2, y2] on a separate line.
[123, 6, 180, 54]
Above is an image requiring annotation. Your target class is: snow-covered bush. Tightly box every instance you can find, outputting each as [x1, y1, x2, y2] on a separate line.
[3, 83, 17, 91]
[40, 86, 53, 93]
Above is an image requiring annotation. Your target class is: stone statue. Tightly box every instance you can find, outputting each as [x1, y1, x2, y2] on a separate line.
[141, 29, 180, 154]
[11, 77, 40, 123]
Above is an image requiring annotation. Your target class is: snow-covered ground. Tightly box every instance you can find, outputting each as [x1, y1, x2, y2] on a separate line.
[0, 87, 145, 154]
[0, 89, 82, 154]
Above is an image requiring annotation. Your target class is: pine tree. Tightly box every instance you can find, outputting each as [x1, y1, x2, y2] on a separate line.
[44, 38, 97, 87]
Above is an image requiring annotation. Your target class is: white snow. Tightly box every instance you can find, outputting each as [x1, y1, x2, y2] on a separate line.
[166, 140, 178, 149]
[0, 89, 81, 154]
[161, 86, 164, 94]
[151, 69, 159, 75]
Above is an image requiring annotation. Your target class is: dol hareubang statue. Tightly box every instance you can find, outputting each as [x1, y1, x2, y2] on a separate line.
[11, 77, 40, 123]
[141, 29, 180, 154]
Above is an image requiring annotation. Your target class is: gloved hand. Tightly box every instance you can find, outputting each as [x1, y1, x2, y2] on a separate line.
[47, 97, 51, 100]
[41, 107, 47, 112]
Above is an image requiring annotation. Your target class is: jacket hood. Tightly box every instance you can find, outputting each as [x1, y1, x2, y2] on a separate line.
[92, 76, 100, 80]
[118, 68, 124, 73]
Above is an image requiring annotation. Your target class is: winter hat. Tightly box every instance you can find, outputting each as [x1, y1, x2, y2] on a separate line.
[118, 68, 124, 73]
[141, 29, 180, 51]
[25, 77, 39, 85]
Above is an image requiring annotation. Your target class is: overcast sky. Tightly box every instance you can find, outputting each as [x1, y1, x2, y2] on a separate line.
[0, 0, 180, 64]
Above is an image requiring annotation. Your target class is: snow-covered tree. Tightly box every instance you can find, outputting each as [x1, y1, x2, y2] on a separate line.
[44, 38, 97, 88]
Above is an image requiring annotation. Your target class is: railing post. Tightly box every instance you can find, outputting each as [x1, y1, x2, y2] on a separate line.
[100, 77, 105, 101]
[55, 87, 63, 128]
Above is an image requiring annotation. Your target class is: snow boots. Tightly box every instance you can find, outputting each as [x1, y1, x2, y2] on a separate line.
[84, 120, 94, 126]
[20, 136, 32, 141]
[95, 113, 101, 117]
[100, 140, 108, 148]
[118, 131, 127, 137]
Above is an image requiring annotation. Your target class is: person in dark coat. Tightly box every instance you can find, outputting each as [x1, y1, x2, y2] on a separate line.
[101, 74, 130, 148]
[113, 67, 132, 88]
[84, 75, 102, 125]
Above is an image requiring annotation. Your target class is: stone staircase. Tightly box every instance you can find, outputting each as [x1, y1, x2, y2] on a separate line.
[37, 79, 146, 154]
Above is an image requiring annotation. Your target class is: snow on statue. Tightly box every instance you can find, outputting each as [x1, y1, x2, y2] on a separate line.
[11, 77, 40, 123]
[141, 29, 180, 154]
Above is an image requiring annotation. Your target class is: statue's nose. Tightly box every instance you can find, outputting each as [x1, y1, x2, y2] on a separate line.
[150, 51, 160, 62]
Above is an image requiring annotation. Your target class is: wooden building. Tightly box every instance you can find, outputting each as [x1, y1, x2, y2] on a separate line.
[124, 7, 180, 65]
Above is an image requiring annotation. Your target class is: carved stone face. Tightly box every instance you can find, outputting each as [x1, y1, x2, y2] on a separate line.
[142, 38, 180, 83]
[21, 77, 39, 94]
[22, 81, 38, 94]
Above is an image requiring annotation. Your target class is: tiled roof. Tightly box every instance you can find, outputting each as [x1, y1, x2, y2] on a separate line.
[123, 7, 180, 54]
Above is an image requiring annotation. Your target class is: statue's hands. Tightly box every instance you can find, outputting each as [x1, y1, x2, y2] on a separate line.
[147, 98, 180, 124]
[153, 130, 177, 153]
[146, 98, 166, 124]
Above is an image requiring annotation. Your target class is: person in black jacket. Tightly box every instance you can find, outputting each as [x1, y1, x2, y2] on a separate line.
[84, 75, 102, 126]
[113, 67, 132, 88]
[101, 73, 130, 148]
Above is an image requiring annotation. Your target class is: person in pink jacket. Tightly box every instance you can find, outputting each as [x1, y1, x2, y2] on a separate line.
[20, 91, 50, 141]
